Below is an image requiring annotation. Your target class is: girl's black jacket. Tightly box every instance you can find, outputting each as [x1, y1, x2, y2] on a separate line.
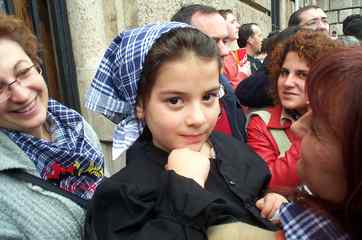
[85, 132, 276, 240]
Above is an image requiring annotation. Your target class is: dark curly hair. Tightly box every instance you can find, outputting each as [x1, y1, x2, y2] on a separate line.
[268, 29, 342, 103]
[0, 14, 39, 64]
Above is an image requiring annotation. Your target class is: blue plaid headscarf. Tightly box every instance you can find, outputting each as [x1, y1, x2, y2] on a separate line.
[85, 22, 190, 159]
[3, 99, 104, 200]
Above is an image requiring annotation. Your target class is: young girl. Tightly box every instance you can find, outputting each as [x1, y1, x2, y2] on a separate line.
[85, 22, 285, 239]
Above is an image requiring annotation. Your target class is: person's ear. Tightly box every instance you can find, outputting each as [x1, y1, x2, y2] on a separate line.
[136, 102, 145, 120]
[247, 35, 254, 46]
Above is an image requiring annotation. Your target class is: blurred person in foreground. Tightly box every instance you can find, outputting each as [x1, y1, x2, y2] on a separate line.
[278, 46, 362, 239]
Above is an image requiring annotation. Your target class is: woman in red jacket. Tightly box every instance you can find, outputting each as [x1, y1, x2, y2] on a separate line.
[246, 29, 341, 189]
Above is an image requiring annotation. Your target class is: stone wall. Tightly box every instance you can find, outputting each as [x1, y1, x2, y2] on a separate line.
[66, 0, 274, 174]
[316, 0, 362, 36]
[110, 0, 273, 38]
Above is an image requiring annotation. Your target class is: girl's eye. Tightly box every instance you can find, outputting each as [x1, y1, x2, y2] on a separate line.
[202, 92, 218, 103]
[166, 96, 183, 106]
[280, 69, 289, 77]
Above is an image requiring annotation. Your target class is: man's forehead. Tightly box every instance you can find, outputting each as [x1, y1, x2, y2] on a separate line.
[226, 13, 236, 22]
[191, 12, 228, 39]
[300, 8, 327, 22]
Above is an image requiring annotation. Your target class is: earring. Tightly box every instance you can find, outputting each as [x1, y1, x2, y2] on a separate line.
[218, 103, 223, 119]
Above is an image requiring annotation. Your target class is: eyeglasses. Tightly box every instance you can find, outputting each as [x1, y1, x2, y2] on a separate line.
[301, 18, 329, 30]
[0, 64, 42, 103]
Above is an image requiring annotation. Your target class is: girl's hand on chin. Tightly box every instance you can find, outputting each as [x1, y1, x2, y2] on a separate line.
[166, 146, 210, 188]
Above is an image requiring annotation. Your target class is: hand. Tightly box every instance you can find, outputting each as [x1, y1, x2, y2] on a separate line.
[256, 193, 288, 223]
[166, 145, 211, 187]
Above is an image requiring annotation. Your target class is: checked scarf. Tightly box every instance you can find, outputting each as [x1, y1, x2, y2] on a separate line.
[3, 99, 104, 200]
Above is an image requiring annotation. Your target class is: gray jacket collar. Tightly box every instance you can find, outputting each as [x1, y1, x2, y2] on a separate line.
[0, 131, 37, 174]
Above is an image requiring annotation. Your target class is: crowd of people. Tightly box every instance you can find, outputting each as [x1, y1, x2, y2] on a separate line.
[0, 3, 361, 240]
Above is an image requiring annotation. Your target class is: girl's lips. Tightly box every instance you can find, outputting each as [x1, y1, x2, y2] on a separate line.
[181, 133, 206, 144]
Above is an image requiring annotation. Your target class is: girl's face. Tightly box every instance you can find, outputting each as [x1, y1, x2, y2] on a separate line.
[0, 38, 48, 138]
[293, 111, 346, 203]
[136, 53, 220, 152]
[277, 51, 309, 114]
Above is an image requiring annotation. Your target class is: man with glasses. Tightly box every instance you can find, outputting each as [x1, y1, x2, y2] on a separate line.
[288, 5, 329, 34]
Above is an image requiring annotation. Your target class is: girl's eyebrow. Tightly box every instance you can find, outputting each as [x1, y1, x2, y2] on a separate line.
[158, 85, 221, 96]
[158, 90, 187, 95]
[206, 86, 222, 92]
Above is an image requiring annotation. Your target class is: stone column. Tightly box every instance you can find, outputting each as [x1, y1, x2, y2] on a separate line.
[65, 0, 124, 175]
[65, 0, 107, 112]
[279, 0, 289, 29]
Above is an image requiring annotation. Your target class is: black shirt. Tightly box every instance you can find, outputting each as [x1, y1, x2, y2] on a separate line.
[85, 132, 276, 240]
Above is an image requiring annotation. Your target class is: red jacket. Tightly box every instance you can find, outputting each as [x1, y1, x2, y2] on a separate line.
[223, 52, 248, 89]
[246, 105, 301, 188]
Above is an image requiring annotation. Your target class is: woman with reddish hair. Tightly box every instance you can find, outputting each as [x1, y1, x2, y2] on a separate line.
[278, 46, 362, 239]
[246, 29, 341, 189]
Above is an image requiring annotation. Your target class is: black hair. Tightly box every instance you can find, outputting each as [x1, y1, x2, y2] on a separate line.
[237, 23, 258, 48]
[263, 26, 300, 65]
[137, 27, 222, 107]
[343, 14, 361, 34]
[343, 14, 362, 40]
[288, 5, 321, 26]
[218, 9, 233, 20]
[171, 4, 218, 24]
[261, 30, 280, 54]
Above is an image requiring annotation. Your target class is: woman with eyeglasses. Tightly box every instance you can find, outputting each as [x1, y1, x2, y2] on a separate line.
[0, 14, 104, 239]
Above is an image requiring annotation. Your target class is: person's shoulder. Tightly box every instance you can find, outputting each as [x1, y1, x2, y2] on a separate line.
[210, 132, 271, 183]
[248, 55, 262, 63]
[211, 132, 255, 154]
[100, 139, 167, 188]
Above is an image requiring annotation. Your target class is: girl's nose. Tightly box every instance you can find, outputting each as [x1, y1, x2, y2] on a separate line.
[185, 103, 207, 127]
